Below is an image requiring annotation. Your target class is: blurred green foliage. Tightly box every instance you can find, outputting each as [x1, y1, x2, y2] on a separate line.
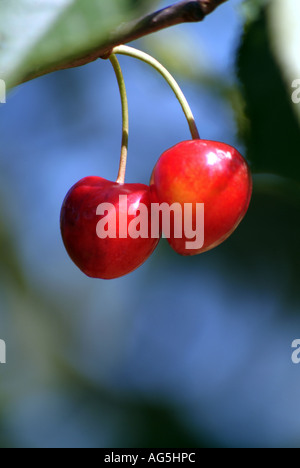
[0, 0, 158, 88]
[237, 2, 300, 182]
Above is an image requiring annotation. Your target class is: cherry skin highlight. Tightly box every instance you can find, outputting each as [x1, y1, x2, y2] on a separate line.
[61, 177, 160, 279]
[150, 140, 252, 256]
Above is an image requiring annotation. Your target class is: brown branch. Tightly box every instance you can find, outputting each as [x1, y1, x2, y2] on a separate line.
[22, 0, 228, 84]
[99, 0, 229, 59]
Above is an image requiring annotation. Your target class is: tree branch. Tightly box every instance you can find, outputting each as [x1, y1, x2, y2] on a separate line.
[100, 0, 228, 58]
[22, 0, 228, 83]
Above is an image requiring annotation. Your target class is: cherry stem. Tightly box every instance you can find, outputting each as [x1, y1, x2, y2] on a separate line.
[111, 45, 200, 141]
[109, 54, 129, 184]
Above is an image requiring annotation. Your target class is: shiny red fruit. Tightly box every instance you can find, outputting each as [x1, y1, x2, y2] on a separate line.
[151, 140, 252, 256]
[61, 177, 160, 279]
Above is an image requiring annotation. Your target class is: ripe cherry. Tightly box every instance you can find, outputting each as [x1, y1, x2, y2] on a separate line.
[150, 139, 252, 256]
[60, 177, 160, 279]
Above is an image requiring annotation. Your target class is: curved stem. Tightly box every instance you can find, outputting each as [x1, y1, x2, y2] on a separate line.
[111, 45, 200, 141]
[109, 54, 129, 184]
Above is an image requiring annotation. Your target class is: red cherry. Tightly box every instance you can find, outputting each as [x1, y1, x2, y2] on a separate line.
[150, 140, 252, 256]
[61, 177, 160, 279]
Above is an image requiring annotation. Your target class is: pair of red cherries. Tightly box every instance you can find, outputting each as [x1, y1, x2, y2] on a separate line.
[61, 139, 252, 279]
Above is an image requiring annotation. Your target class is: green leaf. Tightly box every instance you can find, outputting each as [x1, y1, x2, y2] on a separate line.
[0, 0, 154, 88]
[237, 1, 300, 183]
[268, 0, 300, 126]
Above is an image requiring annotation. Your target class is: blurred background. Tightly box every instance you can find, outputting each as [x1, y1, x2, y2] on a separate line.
[1, 0, 300, 448]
